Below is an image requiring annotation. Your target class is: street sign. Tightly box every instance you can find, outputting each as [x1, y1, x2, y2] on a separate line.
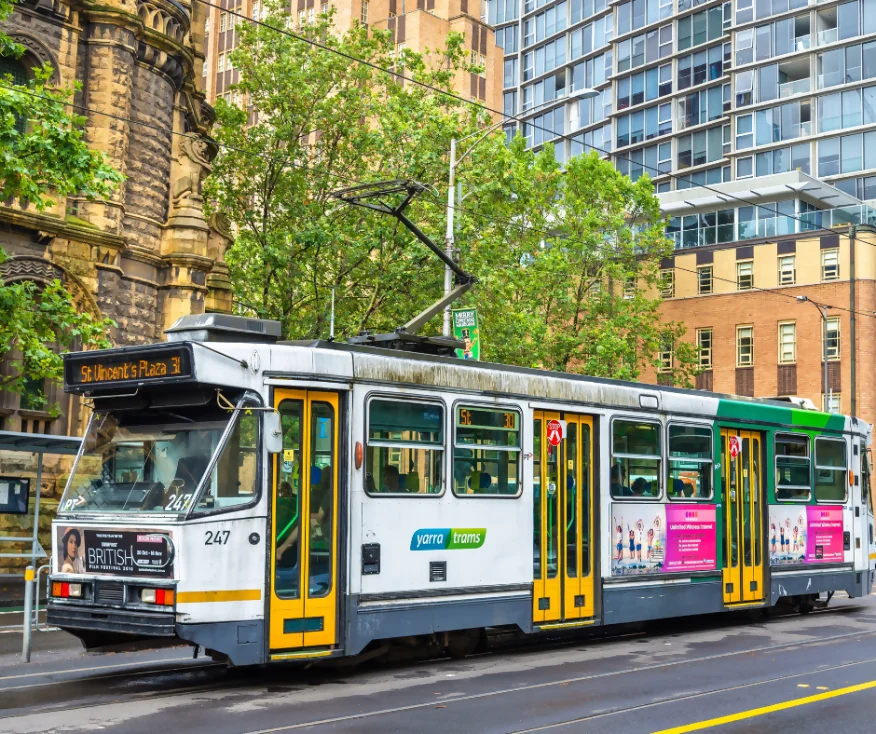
[452, 308, 480, 360]
[547, 420, 563, 446]
[729, 435, 740, 459]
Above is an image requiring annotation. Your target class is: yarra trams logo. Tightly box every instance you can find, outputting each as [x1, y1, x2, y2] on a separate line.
[410, 528, 487, 551]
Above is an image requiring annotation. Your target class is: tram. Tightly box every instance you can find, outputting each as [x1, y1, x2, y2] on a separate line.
[47, 314, 875, 665]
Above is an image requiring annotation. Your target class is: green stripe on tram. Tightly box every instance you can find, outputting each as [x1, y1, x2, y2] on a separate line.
[715, 399, 846, 432]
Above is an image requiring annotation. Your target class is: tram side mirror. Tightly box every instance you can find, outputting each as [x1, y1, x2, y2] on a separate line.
[264, 412, 283, 454]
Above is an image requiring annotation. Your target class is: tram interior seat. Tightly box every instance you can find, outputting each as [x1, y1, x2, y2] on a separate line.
[406, 471, 420, 493]
[174, 455, 210, 493]
[468, 471, 492, 492]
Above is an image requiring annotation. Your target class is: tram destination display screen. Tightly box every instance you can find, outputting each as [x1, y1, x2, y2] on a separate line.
[64, 345, 193, 391]
[456, 407, 518, 431]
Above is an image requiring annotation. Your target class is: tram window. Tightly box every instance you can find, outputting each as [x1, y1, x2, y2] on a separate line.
[862, 445, 871, 511]
[453, 406, 521, 497]
[611, 420, 661, 499]
[667, 424, 712, 500]
[193, 411, 260, 512]
[365, 399, 444, 495]
[775, 433, 811, 501]
[815, 437, 848, 503]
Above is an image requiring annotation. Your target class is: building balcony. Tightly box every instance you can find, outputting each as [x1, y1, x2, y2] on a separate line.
[816, 27, 838, 45]
[779, 78, 810, 98]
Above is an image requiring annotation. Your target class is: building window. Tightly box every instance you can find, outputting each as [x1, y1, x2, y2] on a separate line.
[778, 255, 796, 286]
[253, 2, 261, 20]
[697, 328, 713, 368]
[623, 275, 636, 299]
[360, 0, 369, 24]
[660, 269, 675, 298]
[20, 376, 45, 411]
[697, 266, 713, 294]
[821, 248, 839, 281]
[737, 260, 753, 290]
[737, 325, 753, 366]
[824, 392, 841, 412]
[658, 340, 673, 373]
[217, 53, 225, 72]
[307, 6, 315, 23]
[320, 2, 328, 15]
[778, 322, 796, 364]
[825, 316, 840, 360]
[219, 11, 228, 31]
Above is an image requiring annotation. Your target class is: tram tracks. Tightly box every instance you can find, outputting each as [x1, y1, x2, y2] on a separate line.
[238, 623, 876, 733]
[0, 605, 874, 729]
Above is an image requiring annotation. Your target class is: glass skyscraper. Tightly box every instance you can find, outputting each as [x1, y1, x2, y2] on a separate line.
[488, 0, 876, 245]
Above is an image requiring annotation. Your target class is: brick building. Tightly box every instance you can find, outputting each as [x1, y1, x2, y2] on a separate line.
[0, 0, 231, 438]
[640, 221, 876, 427]
[201, 0, 502, 114]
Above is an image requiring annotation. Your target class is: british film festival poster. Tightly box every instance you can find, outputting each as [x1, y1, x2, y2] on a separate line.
[56, 526, 174, 578]
[611, 503, 717, 576]
[452, 308, 480, 361]
[769, 505, 844, 565]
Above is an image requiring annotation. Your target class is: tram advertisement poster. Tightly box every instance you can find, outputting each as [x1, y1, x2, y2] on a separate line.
[452, 308, 480, 361]
[769, 505, 845, 566]
[56, 527, 174, 578]
[611, 503, 717, 576]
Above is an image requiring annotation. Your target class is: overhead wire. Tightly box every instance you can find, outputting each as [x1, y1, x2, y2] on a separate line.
[200, 0, 868, 245]
[2, 30, 873, 320]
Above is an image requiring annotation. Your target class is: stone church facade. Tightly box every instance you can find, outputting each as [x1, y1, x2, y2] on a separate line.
[0, 0, 231, 438]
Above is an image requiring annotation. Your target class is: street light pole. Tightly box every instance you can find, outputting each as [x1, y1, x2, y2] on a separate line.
[443, 137, 457, 337]
[797, 296, 830, 411]
[442, 88, 599, 336]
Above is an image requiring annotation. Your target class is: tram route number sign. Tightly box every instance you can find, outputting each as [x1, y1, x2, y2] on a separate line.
[58, 527, 174, 578]
[729, 435, 740, 459]
[547, 420, 564, 446]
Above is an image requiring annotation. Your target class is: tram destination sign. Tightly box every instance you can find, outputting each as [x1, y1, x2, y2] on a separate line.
[64, 345, 193, 392]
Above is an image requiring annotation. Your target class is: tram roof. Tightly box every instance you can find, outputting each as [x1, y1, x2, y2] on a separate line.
[277, 339, 866, 433]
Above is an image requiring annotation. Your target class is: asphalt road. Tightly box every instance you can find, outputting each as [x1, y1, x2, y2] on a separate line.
[1, 592, 875, 733]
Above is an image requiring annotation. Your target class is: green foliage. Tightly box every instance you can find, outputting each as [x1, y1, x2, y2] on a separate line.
[0, 251, 114, 409]
[0, 0, 120, 405]
[208, 5, 698, 385]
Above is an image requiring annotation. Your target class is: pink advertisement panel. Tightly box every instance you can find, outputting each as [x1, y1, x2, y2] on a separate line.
[769, 505, 845, 565]
[611, 503, 717, 576]
[664, 505, 718, 572]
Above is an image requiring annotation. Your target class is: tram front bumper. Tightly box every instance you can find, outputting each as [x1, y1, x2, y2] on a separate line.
[47, 601, 176, 637]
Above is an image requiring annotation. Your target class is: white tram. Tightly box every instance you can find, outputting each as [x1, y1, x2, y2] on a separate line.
[47, 315, 875, 665]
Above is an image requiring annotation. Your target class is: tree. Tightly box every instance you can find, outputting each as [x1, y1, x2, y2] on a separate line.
[457, 143, 699, 386]
[207, 4, 697, 384]
[1, 0, 120, 404]
[207, 4, 492, 340]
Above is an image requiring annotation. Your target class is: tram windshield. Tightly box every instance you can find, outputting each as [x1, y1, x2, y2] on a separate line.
[59, 399, 255, 515]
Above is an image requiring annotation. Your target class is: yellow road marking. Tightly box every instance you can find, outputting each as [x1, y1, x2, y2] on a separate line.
[797, 684, 809, 688]
[177, 589, 261, 603]
[651, 679, 876, 734]
[817, 686, 829, 691]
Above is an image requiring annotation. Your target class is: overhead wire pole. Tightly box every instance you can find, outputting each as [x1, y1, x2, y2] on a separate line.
[797, 296, 830, 410]
[442, 88, 598, 336]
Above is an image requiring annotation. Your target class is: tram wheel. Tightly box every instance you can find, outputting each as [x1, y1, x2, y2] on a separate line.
[447, 628, 483, 659]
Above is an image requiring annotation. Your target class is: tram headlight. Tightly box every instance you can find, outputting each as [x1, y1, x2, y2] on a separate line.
[51, 582, 82, 598]
[141, 588, 156, 604]
[68, 583, 82, 598]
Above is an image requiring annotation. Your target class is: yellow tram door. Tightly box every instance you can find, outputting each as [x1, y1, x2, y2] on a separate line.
[720, 429, 764, 605]
[269, 389, 340, 654]
[533, 412, 595, 625]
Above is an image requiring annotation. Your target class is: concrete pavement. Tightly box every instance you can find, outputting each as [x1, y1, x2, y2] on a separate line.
[0, 594, 873, 733]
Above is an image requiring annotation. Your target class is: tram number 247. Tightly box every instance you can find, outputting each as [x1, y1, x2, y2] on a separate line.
[204, 530, 231, 545]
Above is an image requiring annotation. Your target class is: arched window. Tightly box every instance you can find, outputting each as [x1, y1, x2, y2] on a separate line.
[0, 56, 29, 133]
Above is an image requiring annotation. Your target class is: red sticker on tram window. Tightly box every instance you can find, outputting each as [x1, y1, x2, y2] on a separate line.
[729, 435, 740, 459]
[547, 420, 563, 446]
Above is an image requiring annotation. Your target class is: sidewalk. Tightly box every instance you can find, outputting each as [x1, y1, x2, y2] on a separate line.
[0, 577, 46, 610]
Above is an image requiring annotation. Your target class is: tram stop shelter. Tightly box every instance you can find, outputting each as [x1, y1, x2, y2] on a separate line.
[0, 430, 82, 578]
